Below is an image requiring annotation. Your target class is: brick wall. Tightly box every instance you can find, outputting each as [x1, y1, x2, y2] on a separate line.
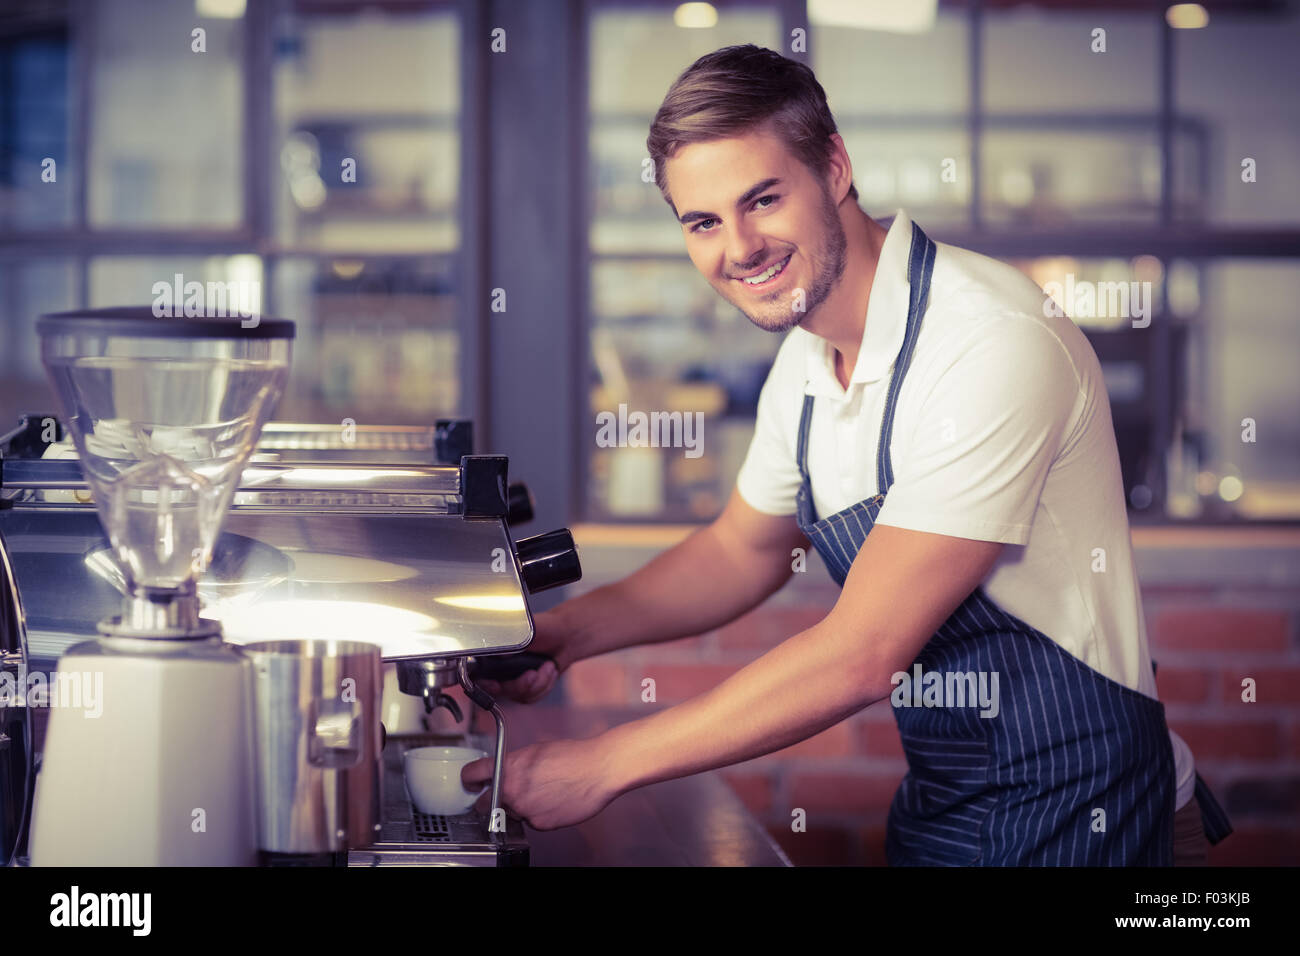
[559, 526, 1300, 866]
[1145, 591, 1300, 866]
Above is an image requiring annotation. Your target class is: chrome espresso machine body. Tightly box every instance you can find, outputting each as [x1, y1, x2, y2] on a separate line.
[0, 416, 580, 867]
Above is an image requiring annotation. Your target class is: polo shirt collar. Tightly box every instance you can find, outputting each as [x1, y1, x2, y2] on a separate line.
[802, 208, 914, 398]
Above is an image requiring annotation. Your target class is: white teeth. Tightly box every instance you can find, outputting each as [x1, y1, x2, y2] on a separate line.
[742, 256, 788, 285]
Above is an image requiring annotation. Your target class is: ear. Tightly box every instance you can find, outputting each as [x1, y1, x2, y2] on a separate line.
[825, 133, 854, 204]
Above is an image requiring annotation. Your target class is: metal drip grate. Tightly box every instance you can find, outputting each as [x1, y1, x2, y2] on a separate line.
[411, 812, 453, 843]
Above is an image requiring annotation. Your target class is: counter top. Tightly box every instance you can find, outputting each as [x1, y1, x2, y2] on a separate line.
[496, 704, 791, 867]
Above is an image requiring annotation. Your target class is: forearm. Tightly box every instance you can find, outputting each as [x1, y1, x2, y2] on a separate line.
[597, 619, 896, 793]
[554, 522, 791, 664]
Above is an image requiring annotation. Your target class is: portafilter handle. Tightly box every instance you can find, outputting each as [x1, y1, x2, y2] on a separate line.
[394, 654, 555, 695]
[468, 652, 553, 682]
[506, 482, 534, 526]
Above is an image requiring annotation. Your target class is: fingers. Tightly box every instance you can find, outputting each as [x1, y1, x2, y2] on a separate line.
[516, 669, 543, 702]
[468, 770, 529, 828]
[480, 662, 558, 704]
[465, 755, 496, 816]
[461, 756, 494, 787]
[520, 661, 558, 702]
[495, 675, 531, 701]
[472, 791, 528, 829]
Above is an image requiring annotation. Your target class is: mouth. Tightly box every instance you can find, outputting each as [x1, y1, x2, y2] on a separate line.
[734, 254, 792, 290]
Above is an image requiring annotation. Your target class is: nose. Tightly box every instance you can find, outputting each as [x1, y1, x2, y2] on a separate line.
[724, 220, 766, 278]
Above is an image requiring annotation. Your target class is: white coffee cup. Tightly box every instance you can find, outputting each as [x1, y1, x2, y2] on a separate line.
[403, 746, 489, 816]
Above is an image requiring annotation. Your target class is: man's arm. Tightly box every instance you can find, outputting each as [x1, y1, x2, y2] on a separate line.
[545, 489, 808, 669]
[478, 523, 1004, 829]
[599, 524, 1003, 793]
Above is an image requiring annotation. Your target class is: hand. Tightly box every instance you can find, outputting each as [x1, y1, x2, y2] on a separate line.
[462, 735, 623, 831]
[475, 608, 575, 704]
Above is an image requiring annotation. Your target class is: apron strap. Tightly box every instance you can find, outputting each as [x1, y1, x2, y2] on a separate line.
[1153, 658, 1234, 846]
[795, 390, 815, 485]
[794, 390, 819, 525]
[796, 223, 936, 534]
[877, 224, 937, 493]
[1194, 772, 1234, 845]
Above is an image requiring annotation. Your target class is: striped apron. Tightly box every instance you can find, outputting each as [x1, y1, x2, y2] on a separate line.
[794, 222, 1232, 865]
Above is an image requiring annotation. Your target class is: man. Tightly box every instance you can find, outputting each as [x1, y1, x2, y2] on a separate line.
[464, 44, 1231, 865]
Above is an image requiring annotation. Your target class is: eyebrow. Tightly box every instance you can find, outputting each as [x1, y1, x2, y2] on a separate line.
[676, 177, 784, 226]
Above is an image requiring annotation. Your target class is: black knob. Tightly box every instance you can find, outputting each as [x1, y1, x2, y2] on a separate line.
[434, 419, 473, 464]
[506, 482, 534, 526]
[515, 529, 581, 594]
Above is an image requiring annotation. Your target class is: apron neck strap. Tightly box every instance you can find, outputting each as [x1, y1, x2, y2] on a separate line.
[876, 222, 937, 494]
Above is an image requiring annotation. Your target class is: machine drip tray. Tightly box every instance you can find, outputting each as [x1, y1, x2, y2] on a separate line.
[347, 732, 529, 867]
[413, 811, 453, 842]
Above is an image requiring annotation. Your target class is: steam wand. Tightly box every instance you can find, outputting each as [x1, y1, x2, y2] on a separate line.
[457, 659, 507, 837]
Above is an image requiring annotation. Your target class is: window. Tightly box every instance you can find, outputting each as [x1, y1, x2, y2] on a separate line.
[267, 4, 462, 424]
[813, 8, 970, 227]
[0, 0, 464, 435]
[584, 1, 1300, 523]
[586, 5, 782, 521]
[88, 0, 244, 228]
[0, 23, 72, 229]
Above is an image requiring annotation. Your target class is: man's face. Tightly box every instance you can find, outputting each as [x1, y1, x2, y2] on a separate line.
[665, 125, 847, 334]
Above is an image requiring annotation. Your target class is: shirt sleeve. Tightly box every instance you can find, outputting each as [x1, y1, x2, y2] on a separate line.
[734, 340, 804, 516]
[873, 313, 1085, 545]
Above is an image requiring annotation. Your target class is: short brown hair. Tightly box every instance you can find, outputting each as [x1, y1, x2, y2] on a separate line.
[646, 44, 858, 212]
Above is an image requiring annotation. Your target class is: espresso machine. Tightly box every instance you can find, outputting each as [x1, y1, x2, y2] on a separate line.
[0, 308, 580, 867]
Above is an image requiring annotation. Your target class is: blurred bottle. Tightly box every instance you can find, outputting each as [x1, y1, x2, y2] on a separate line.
[1165, 420, 1203, 519]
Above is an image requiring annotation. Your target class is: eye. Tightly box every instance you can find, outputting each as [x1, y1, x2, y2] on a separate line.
[690, 218, 719, 234]
[753, 194, 779, 210]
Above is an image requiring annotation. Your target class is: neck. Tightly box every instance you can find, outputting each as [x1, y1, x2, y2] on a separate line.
[803, 203, 888, 390]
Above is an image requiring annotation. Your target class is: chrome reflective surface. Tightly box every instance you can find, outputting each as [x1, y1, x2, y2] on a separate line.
[0, 507, 534, 665]
[244, 639, 383, 854]
[3, 460, 463, 502]
[214, 512, 533, 659]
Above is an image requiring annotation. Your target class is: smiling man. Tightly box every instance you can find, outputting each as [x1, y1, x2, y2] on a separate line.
[465, 44, 1231, 865]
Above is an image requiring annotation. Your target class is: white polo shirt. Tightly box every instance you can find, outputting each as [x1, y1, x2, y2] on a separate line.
[736, 209, 1195, 810]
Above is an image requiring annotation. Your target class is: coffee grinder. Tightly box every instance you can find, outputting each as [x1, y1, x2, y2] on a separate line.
[27, 308, 292, 865]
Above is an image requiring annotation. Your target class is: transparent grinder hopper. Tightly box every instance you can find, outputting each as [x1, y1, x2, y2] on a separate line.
[39, 308, 293, 635]
[28, 307, 292, 866]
